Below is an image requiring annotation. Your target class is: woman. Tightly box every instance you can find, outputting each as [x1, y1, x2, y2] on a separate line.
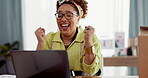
[35, 0, 101, 76]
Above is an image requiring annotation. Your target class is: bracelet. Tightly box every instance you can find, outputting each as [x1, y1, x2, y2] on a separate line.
[85, 46, 93, 54]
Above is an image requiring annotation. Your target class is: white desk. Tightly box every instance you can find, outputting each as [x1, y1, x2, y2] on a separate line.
[0, 75, 138, 78]
[0, 75, 16, 78]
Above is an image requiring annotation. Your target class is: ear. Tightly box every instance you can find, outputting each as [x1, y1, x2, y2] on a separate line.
[77, 16, 81, 24]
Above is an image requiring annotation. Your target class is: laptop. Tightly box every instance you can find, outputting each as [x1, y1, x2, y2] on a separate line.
[10, 50, 71, 78]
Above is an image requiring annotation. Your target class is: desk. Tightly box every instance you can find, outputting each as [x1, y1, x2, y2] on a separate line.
[0, 75, 138, 78]
[104, 56, 138, 66]
[73, 76, 138, 78]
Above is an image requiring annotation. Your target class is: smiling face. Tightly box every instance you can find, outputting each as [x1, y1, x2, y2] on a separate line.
[56, 4, 80, 37]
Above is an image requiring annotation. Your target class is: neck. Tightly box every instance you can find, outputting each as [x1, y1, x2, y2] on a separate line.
[61, 29, 77, 45]
[62, 30, 76, 41]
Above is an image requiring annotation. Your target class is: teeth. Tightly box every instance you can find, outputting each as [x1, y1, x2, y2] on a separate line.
[61, 24, 69, 27]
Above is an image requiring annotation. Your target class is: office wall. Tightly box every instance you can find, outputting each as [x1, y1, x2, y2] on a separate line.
[22, 0, 58, 50]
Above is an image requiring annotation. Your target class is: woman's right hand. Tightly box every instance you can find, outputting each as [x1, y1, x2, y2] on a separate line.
[35, 27, 45, 43]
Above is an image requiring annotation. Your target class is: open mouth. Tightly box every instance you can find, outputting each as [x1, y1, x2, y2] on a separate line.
[61, 23, 70, 30]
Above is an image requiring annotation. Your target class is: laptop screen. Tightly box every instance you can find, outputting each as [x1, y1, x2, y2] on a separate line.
[10, 50, 70, 78]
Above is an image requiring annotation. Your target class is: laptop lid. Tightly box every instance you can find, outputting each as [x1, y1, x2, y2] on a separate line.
[10, 50, 70, 78]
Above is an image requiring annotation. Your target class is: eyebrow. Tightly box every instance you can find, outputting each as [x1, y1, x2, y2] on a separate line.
[66, 11, 72, 13]
[58, 10, 73, 13]
[58, 11, 62, 13]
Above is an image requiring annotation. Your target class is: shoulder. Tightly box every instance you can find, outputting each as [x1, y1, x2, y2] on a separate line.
[45, 31, 59, 39]
[46, 32, 56, 36]
[44, 31, 60, 43]
[77, 26, 84, 32]
[43, 31, 60, 49]
[77, 26, 84, 35]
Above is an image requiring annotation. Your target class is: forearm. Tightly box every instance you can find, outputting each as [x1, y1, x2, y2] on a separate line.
[84, 40, 96, 65]
[82, 55, 100, 75]
[84, 54, 96, 65]
[36, 42, 44, 50]
[82, 33, 101, 75]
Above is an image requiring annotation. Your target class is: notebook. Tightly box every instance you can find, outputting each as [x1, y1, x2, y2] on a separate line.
[10, 50, 70, 78]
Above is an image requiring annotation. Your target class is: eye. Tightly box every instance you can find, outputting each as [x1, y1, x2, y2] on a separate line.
[65, 12, 73, 17]
[58, 13, 63, 18]
[66, 14, 72, 17]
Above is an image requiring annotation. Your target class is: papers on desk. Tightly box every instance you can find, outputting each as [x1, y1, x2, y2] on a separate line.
[0, 75, 16, 78]
[115, 32, 126, 56]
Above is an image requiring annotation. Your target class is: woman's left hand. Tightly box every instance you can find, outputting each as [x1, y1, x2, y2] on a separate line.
[84, 26, 96, 65]
[84, 26, 95, 48]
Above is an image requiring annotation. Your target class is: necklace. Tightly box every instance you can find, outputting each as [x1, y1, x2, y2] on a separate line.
[60, 29, 78, 49]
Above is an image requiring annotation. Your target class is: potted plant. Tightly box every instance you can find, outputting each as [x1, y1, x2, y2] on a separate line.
[0, 41, 19, 73]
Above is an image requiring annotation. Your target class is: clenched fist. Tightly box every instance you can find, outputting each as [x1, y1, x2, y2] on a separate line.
[35, 27, 45, 43]
[84, 26, 95, 48]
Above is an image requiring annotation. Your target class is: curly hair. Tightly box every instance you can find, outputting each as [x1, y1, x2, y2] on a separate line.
[56, 0, 88, 18]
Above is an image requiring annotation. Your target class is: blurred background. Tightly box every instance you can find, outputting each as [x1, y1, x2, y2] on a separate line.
[0, 0, 148, 76]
